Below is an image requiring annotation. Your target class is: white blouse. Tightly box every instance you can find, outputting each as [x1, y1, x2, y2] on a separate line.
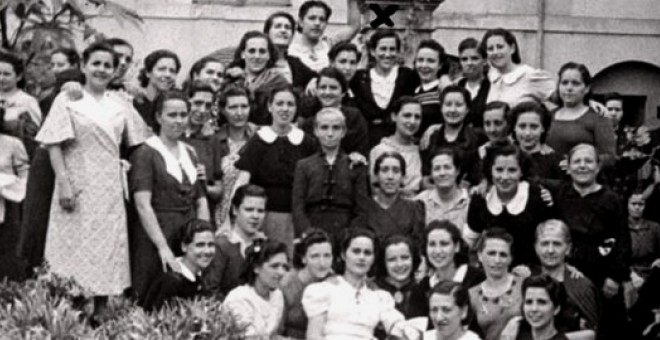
[223, 285, 284, 338]
[302, 276, 405, 340]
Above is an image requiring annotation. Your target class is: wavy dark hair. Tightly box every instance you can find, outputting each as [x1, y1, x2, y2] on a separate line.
[292, 228, 334, 269]
[232, 31, 279, 71]
[482, 140, 532, 185]
[480, 28, 521, 64]
[138, 49, 181, 88]
[375, 234, 421, 282]
[510, 100, 552, 144]
[230, 184, 267, 221]
[317, 67, 348, 93]
[0, 52, 26, 89]
[51, 47, 81, 70]
[297, 0, 332, 33]
[335, 227, 378, 276]
[428, 147, 465, 185]
[521, 274, 566, 323]
[557, 62, 592, 106]
[179, 219, 214, 247]
[373, 151, 407, 178]
[328, 41, 361, 63]
[241, 239, 289, 285]
[423, 220, 469, 268]
[264, 11, 295, 36]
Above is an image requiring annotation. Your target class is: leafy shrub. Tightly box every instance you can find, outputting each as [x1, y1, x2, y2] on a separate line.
[0, 265, 243, 339]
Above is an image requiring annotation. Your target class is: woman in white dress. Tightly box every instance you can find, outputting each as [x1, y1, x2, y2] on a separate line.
[223, 239, 289, 339]
[424, 280, 482, 340]
[302, 227, 422, 340]
[35, 42, 147, 317]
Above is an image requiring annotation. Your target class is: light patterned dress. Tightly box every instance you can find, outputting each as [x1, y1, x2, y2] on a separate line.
[36, 91, 147, 295]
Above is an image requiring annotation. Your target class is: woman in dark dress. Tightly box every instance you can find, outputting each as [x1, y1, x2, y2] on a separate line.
[350, 29, 419, 147]
[235, 84, 317, 253]
[549, 143, 631, 340]
[465, 142, 555, 267]
[365, 151, 425, 241]
[129, 90, 210, 301]
[134, 50, 181, 131]
[142, 219, 215, 311]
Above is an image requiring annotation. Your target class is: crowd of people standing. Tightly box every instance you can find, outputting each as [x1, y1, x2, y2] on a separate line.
[1, 0, 660, 339]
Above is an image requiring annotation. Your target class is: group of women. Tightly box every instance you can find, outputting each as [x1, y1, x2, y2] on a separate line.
[1, 0, 659, 339]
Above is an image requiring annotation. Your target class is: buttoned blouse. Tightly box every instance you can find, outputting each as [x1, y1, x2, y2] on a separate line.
[414, 188, 470, 230]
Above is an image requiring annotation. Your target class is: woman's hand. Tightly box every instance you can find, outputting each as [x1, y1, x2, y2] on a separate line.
[419, 124, 442, 150]
[631, 271, 645, 289]
[57, 179, 76, 212]
[61, 81, 83, 101]
[401, 325, 422, 340]
[512, 265, 531, 278]
[566, 264, 585, 279]
[226, 66, 245, 80]
[196, 164, 207, 182]
[539, 186, 553, 207]
[158, 247, 181, 273]
[588, 100, 607, 116]
[469, 180, 488, 197]
[305, 78, 318, 96]
[602, 278, 620, 298]
[348, 152, 368, 169]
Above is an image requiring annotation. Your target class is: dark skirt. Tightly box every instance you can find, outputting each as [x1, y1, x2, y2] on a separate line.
[128, 205, 196, 302]
[16, 147, 54, 273]
[0, 201, 26, 281]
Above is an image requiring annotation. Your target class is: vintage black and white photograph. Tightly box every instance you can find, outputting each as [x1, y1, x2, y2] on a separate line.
[0, 0, 659, 338]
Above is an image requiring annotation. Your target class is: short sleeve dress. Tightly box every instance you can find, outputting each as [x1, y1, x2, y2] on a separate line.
[302, 276, 405, 340]
[35, 91, 147, 295]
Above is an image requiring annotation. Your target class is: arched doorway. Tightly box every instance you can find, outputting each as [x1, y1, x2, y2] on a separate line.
[591, 61, 660, 130]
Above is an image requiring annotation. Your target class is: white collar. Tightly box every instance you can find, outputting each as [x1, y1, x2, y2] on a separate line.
[486, 180, 530, 215]
[488, 64, 533, 85]
[145, 136, 197, 184]
[176, 257, 198, 282]
[227, 229, 265, 257]
[429, 264, 468, 288]
[417, 79, 440, 93]
[256, 126, 304, 145]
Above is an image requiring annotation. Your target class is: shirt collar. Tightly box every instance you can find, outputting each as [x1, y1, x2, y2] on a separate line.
[370, 66, 399, 83]
[176, 257, 198, 282]
[256, 126, 304, 145]
[488, 64, 532, 85]
[227, 229, 265, 257]
[417, 79, 440, 93]
[427, 188, 469, 207]
[486, 181, 530, 215]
